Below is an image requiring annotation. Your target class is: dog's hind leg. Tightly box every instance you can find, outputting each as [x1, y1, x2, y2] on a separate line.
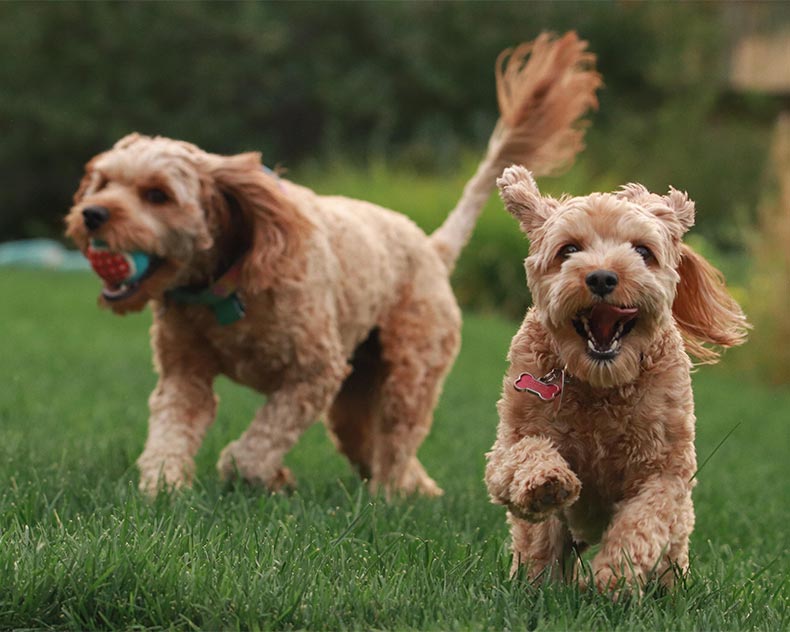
[326, 329, 387, 480]
[366, 280, 462, 498]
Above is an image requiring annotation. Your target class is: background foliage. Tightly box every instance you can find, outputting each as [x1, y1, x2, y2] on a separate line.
[0, 1, 780, 243]
[1, 1, 786, 328]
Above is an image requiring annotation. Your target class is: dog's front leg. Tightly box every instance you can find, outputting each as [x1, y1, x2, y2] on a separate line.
[217, 358, 349, 491]
[592, 474, 694, 595]
[486, 434, 581, 522]
[507, 514, 576, 582]
[137, 374, 217, 496]
[487, 435, 580, 580]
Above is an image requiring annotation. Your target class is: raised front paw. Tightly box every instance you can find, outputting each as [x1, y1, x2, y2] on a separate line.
[508, 465, 581, 522]
[217, 440, 295, 492]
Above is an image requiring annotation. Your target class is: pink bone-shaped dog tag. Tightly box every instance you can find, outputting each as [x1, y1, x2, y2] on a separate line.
[513, 371, 562, 401]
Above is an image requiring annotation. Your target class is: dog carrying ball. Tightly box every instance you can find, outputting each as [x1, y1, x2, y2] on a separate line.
[86, 239, 151, 287]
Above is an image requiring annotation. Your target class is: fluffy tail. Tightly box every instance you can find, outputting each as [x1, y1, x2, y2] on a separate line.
[430, 32, 601, 270]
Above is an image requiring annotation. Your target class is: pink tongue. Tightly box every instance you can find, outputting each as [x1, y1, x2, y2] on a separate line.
[589, 304, 638, 346]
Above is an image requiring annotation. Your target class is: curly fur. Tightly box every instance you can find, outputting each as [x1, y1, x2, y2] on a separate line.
[64, 33, 600, 498]
[485, 166, 748, 594]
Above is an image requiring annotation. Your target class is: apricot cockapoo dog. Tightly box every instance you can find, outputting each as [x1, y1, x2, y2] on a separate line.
[485, 166, 748, 593]
[65, 34, 600, 498]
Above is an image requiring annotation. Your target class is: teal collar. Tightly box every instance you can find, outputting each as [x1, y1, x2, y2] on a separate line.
[167, 261, 246, 325]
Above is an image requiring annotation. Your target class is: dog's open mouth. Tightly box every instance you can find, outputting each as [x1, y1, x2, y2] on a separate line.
[572, 303, 638, 361]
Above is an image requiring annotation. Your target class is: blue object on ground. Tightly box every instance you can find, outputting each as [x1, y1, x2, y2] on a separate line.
[0, 239, 89, 271]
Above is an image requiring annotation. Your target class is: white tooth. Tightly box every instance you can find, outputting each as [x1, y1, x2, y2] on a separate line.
[587, 339, 596, 351]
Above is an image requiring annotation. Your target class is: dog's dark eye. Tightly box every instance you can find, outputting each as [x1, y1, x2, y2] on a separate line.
[634, 245, 653, 261]
[143, 188, 169, 204]
[558, 244, 581, 259]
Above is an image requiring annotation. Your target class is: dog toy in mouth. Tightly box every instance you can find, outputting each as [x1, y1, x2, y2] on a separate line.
[86, 239, 153, 289]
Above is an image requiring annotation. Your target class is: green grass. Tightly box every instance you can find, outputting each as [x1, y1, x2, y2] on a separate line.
[1, 269, 788, 630]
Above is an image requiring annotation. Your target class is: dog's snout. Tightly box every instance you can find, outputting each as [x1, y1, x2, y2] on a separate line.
[585, 270, 618, 296]
[82, 205, 110, 231]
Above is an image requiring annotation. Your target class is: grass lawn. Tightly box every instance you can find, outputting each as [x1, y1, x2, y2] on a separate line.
[1, 269, 787, 630]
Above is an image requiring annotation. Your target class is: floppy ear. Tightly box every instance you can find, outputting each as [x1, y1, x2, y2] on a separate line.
[673, 243, 749, 363]
[209, 152, 312, 292]
[496, 165, 554, 237]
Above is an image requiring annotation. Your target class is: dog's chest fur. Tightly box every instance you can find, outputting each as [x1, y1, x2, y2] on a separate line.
[553, 377, 695, 542]
[160, 300, 294, 392]
[206, 324, 291, 392]
[154, 270, 385, 394]
[554, 379, 679, 484]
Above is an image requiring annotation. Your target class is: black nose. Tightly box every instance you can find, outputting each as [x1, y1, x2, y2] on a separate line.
[585, 269, 619, 296]
[82, 205, 110, 231]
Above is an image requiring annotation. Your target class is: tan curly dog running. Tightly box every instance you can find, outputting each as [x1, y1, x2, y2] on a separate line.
[486, 165, 748, 594]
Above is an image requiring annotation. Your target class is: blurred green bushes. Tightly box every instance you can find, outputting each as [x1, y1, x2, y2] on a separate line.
[0, 1, 782, 250]
[745, 116, 790, 385]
